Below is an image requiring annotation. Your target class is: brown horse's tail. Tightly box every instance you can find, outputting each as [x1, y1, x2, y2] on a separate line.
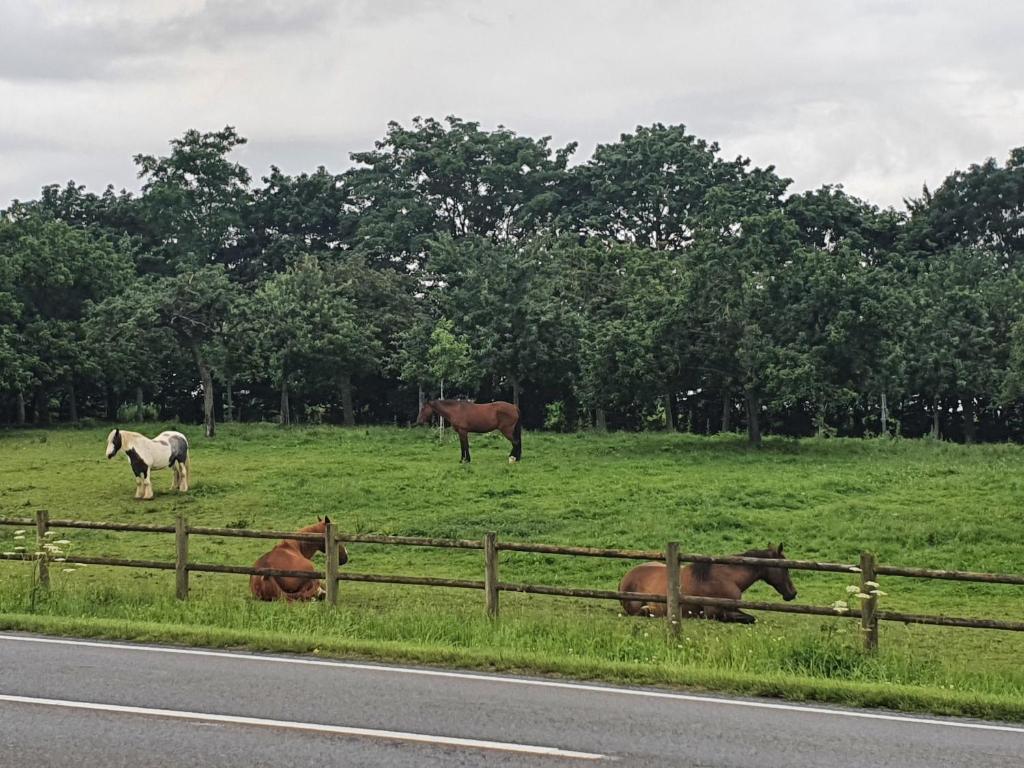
[512, 410, 523, 461]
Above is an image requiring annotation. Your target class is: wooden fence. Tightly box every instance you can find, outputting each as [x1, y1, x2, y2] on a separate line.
[2, 511, 1024, 651]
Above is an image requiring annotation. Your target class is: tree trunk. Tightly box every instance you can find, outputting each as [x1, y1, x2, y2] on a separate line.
[189, 341, 215, 438]
[815, 403, 827, 438]
[664, 392, 674, 431]
[15, 391, 25, 426]
[106, 387, 117, 421]
[931, 396, 940, 439]
[880, 393, 888, 436]
[962, 397, 977, 444]
[509, 374, 522, 409]
[224, 377, 234, 423]
[564, 397, 579, 433]
[339, 373, 355, 427]
[418, 385, 424, 415]
[280, 380, 291, 426]
[745, 391, 762, 447]
[34, 388, 50, 425]
[439, 379, 446, 434]
[595, 407, 607, 432]
[67, 378, 77, 423]
[721, 391, 732, 433]
[135, 386, 145, 422]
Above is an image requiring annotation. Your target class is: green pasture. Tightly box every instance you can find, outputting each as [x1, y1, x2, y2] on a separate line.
[1, 424, 1023, 719]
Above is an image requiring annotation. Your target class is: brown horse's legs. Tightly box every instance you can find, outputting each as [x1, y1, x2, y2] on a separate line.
[500, 422, 521, 463]
[716, 609, 757, 624]
[457, 429, 470, 463]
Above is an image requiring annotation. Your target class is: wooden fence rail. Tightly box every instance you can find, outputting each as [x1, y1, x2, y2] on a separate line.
[2, 512, 1023, 652]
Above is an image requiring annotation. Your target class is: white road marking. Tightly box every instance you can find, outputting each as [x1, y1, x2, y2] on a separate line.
[0, 693, 606, 761]
[2, 633, 1023, 735]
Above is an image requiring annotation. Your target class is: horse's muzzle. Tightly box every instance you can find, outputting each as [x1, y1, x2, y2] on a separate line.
[785, 592, 798, 601]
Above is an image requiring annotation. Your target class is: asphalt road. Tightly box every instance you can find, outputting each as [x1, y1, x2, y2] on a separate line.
[0, 633, 1021, 767]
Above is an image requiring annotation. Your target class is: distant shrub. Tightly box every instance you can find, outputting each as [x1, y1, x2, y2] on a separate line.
[116, 401, 159, 422]
[544, 401, 566, 431]
[306, 404, 328, 425]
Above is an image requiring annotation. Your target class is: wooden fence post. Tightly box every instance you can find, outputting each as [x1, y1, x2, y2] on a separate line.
[175, 514, 189, 600]
[35, 509, 50, 588]
[666, 541, 681, 638]
[485, 532, 499, 618]
[325, 520, 339, 606]
[860, 551, 879, 652]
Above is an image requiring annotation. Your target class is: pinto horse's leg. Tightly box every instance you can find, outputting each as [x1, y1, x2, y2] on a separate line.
[179, 457, 190, 492]
[171, 464, 180, 491]
[457, 429, 471, 463]
[134, 475, 143, 499]
[142, 469, 154, 500]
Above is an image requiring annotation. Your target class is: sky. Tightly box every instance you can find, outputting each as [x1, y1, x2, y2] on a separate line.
[2, 0, 1022, 210]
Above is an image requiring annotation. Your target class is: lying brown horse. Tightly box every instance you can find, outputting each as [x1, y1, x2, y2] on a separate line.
[619, 544, 797, 623]
[250, 517, 348, 601]
[417, 399, 522, 463]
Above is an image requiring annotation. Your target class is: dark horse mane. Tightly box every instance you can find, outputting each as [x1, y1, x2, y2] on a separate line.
[690, 548, 780, 583]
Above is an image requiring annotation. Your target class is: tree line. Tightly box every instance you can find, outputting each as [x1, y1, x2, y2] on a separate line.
[1, 117, 1023, 444]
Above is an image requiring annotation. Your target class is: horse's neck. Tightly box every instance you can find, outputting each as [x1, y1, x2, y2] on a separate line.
[120, 431, 146, 451]
[432, 401, 459, 421]
[293, 529, 324, 559]
[729, 565, 763, 593]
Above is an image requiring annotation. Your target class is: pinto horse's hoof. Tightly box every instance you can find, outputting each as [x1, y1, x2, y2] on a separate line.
[508, 456, 518, 464]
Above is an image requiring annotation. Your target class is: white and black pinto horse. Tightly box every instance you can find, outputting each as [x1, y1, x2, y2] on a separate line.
[106, 429, 190, 500]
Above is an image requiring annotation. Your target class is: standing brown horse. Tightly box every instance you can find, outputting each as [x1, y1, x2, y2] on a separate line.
[416, 399, 522, 463]
[250, 517, 348, 601]
[618, 544, 797, 623]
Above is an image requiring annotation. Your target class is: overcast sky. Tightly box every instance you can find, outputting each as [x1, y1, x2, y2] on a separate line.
[3, 1, 1022, 210]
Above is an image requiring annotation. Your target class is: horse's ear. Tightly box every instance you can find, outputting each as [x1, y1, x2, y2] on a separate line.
[324, 515, 331, 525]
[778, 542, 785, 555]
[317, 515, 322, 522]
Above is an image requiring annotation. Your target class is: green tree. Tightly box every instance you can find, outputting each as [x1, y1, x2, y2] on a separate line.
[0, 212, 132, 423]
[347, 116, 575, 267]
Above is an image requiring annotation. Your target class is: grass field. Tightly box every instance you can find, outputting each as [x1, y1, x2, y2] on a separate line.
[1, 424, 1023, 720]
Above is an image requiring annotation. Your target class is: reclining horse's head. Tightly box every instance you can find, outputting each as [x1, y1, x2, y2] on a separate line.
[106, 429, 123, 459]
[311, 516, 348, 566]
[761, 543, 797, 601]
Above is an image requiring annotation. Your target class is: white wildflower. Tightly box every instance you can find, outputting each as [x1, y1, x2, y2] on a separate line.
[870, 589, 887, 597]
[43, 531, 55, 537]
[845, 585, 860, 594]
[855, 592, 872, 600]
[849, 566, 862, 573]
[13, 535, 25, 541]
[53, 558, 66, 562]
[55, 539, 71, 546]
[61, 568, 76, 573]
[13, 546, 25, 552]
[830, 600, 850, 614]
[13, 530, 25, 536]
[864, 581, 880, 588]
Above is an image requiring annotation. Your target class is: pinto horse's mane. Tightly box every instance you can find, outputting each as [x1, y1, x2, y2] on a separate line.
[690, 548, 781, 583]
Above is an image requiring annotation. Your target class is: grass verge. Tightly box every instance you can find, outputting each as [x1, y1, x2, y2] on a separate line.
[2, 611, 1022, 723]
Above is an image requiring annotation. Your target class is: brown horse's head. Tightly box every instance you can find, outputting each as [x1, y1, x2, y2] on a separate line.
[415, 401, 435, 425]
[303, 516, 349, 566]
[759, 543, 797, 601]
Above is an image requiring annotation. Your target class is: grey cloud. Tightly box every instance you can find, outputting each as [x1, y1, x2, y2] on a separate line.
[1, 1, 1022, 209]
